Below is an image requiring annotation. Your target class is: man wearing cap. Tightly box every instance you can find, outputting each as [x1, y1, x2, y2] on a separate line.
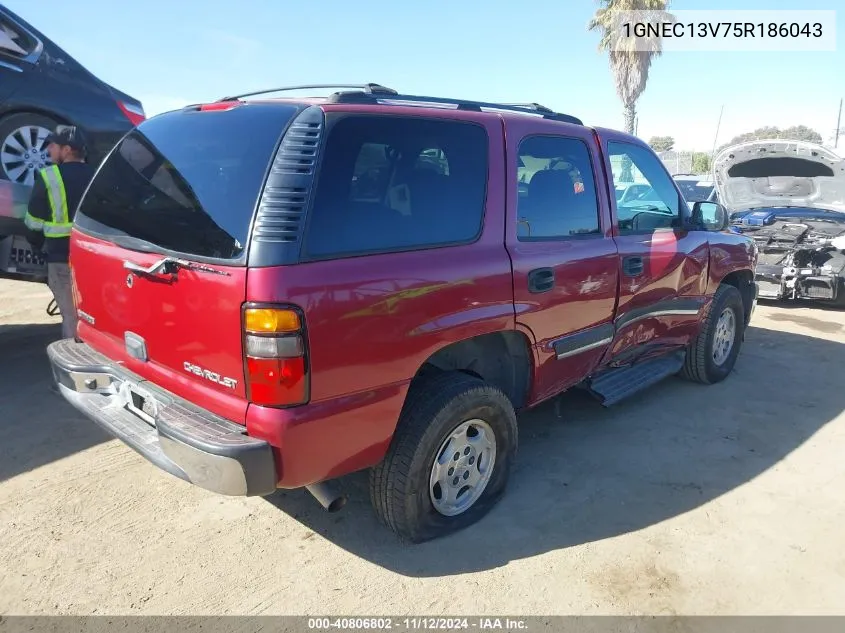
[24, 126, 95, 340]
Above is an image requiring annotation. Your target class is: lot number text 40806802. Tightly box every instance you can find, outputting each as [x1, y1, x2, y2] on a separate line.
[307, 617, 528, 630]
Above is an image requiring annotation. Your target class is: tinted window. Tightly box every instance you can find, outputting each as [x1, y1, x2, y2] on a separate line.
[516, 135, 601, 240]
[76, 104, 298, 260]
[303, 116, 488, 259]
[675, 180, 716, 203]
[0, 15, 36, 58]
[608, 141, 681, 233]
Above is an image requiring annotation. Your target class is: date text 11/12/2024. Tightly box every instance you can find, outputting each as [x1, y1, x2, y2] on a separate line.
[307, 618, 528, 630]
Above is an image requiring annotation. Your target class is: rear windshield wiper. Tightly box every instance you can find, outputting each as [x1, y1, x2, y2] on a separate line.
[123, 256, 230, 277]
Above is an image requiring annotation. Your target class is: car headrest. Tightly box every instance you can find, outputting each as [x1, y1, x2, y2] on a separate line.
[529, 169, 577, 202]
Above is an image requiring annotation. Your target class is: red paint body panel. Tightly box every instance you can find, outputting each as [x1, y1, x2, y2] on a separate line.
[592, 128, 715, 362]
[247, 382, 409, 488]
[246, 243, 515, 485]
[706, 233, 759, 294]
[502, 117, 620, 406]
[70, 231, 250, 423]
[243, 111, 512, 485]
[607, 231, 710, 359]
[67, 106, 758, 492]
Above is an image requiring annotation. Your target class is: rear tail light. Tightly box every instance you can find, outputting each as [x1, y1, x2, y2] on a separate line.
[117, 101, 146, 126]
[243, 306, 309, 407]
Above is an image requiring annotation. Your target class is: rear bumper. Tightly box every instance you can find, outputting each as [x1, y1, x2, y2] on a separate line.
[47, 339, 277, 497]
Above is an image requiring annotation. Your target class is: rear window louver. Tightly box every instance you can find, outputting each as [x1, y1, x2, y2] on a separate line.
[250, 106, 325, 255]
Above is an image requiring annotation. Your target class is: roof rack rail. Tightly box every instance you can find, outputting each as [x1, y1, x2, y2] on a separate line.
[327, 91, 583, 125]
[498, 102, 556, 114]
[217, 83, 398, 102]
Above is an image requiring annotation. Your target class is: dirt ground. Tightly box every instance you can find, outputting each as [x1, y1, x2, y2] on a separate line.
[1, 277, 844, 616]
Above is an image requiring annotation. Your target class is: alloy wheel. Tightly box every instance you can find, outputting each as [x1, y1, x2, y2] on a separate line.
[1, 124, 52, 186]
[712, 307, 736, 366]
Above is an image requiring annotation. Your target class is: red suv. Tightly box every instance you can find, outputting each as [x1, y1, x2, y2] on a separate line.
[48, 84, 758, 542]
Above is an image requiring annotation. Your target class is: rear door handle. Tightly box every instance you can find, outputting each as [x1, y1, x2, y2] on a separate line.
[622, 256, 644, 277]
[528, 267, 555, 293]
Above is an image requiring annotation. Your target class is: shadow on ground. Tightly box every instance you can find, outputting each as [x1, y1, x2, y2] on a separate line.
[0, 323, 108, 482]
[266, 324, 845, 576]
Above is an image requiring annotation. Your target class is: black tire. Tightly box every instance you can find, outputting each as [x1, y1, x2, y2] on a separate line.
[681, 283, 746, 384]
[0, 112, 59, 184]
[370, 371, 518, 543]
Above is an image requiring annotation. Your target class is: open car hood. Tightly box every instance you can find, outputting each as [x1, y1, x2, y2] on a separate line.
[713, 140, 845, 213]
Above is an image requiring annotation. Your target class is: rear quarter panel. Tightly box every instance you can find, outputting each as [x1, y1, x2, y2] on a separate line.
[245, 109, 515, 486]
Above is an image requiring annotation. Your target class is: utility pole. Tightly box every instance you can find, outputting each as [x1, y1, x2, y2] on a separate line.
[710, 104, 724, 159]
[835, 98, 842, 149]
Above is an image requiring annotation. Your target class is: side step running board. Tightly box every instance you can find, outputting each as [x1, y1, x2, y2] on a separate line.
[586, 351, 685, 407]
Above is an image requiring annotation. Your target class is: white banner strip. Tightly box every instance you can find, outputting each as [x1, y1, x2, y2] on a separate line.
[605, 10, 836, 52]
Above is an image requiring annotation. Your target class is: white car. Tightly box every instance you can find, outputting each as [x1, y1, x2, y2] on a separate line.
[713, 139, 845, 304]
[673, 173, 719, 207]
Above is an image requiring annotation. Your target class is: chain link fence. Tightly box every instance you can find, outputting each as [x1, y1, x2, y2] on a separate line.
[656, 150, 699, 175]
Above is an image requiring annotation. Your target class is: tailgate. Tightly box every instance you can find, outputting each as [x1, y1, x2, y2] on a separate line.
[71, 234, 249, 417]
[70, 102, 300, 423]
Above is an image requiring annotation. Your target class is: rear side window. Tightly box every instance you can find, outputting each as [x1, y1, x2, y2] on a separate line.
[516, 135, 601, 240]
[76, 104, 298, 260]
[303, 115, 488, 259]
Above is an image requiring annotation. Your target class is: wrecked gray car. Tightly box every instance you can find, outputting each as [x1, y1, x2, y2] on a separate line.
[715, 140, 845, 305]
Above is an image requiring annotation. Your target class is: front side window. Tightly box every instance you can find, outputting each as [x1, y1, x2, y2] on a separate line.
[516, 135, 601, 240]
[608, 141, 681, 233]
[303, 115, 488, 259]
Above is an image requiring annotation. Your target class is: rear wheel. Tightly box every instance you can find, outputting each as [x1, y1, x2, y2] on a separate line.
[681, 283, 746, 384]
[370, 371, 518, 543]
[0, 113, 58, 186]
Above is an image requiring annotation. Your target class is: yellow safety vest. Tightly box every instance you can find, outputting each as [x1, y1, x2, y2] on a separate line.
[23, 165, 72, 238]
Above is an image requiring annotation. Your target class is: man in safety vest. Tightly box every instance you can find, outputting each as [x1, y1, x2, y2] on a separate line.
[24, 125, 95, 340]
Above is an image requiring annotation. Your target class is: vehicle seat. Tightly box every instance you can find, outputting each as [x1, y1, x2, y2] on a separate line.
[405, 169, 477, 243]
[519, 169, 582, 237]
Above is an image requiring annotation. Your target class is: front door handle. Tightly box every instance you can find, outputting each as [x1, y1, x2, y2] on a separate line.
[622, 256, 644, 277]
[528, 267, 555, 293]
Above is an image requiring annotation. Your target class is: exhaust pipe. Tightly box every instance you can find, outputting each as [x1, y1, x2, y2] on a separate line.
[306, 481, 347, 512]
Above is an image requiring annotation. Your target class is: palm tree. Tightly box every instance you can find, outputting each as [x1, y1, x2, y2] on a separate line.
[588, 0, 671, 136]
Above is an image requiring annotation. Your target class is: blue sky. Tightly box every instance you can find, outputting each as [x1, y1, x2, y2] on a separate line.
[6, 0, 843, 151]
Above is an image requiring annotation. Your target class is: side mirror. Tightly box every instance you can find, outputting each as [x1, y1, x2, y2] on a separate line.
[692, 200, 729, 231]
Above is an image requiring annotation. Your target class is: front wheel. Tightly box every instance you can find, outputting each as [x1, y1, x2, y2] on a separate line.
[370, 371, 518, 543]
[681, 283, 746, 384]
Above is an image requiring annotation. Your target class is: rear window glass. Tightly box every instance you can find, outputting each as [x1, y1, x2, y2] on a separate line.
[303, 115, 488, 259]
[675, 180, 715, 202]
[75, 104, 298, 260]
